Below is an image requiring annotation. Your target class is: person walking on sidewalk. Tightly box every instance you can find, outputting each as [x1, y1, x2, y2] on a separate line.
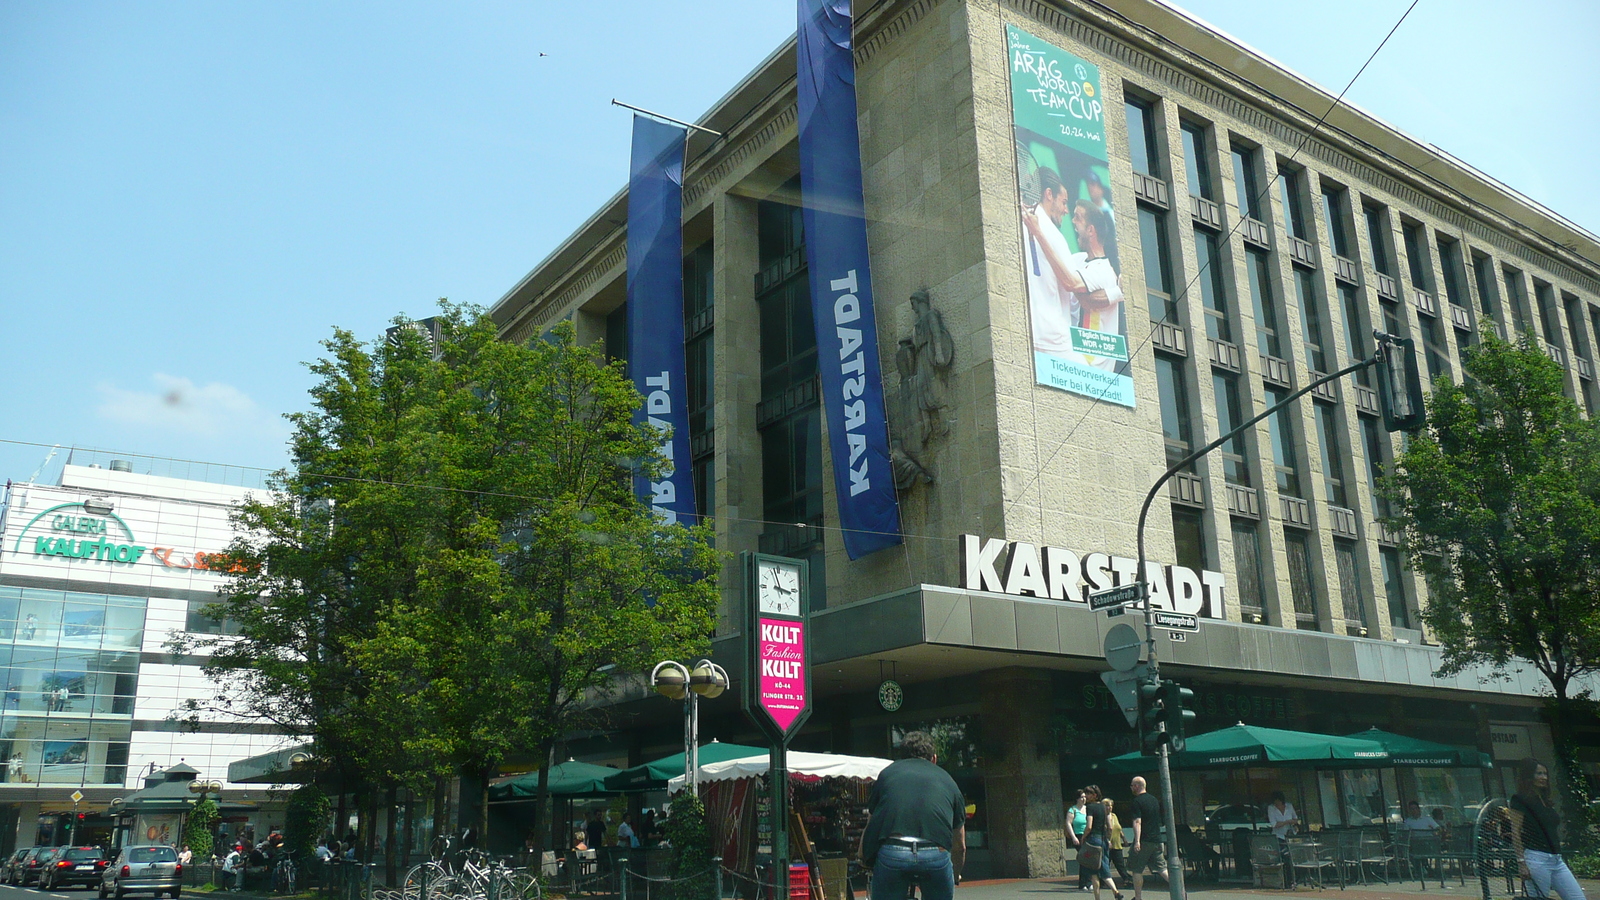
[1067, 789, 1091, 890]
[1511, 758, 1587, 900]
[859, 731, 966, 900]
[1127, 777, 1167, 900]
[1082, 786, 1123, 900]
[1104, 799, 1131, 881]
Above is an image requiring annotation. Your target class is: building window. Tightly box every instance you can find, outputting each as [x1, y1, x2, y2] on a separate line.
[1381, 297, 1406, 343]
[1437, 238, 1468, 310]
[1126, 97, 1159, 177]
[1534, 281, 1562, 348]
[1472, 251, 1501, 328]
[1380, 546, 1411, 630]
[1402, 221, 1431, 292]
[1232, 521, 1266, 622]
[1214, 373, 1251, 486]
[756, 189, 826, 602]
[1180, 120, 1212, 199]
[1247, 248, 1282, 357]
[186, 598, 241, 635]
[1172, 507, 1208, 573]
[1279, 164, 1309, 240]
[1316, 404, 1350, 508]
[1502, 266, 1529, 335]
[1339, 285, 1372, 387]
[1321, 186, 1352, 259]
[1231, 143, 1262, 220]
[1567, 294, 1596, 416]
[1284, 529, 1320, 629]
[1267, 387, 1301, 498]
[1196, 229, 1231, 342]
[1335, 541, 1369, 635]
[1363, 204, 1394, 277]
[1156, 356, 1194, 469]
[1295, 268, 1330, 373]
[1362, 417, 1390, 519]
[1419, 315, 1451, 382]
[684, 241, 716, 517]
[1139, 208, 1177, 322]
[605, 303, 628, 363]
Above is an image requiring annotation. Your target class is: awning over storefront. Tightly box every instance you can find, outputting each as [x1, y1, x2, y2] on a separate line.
[489, 760, 619, 800]
[666, 751, 893, 793]
[1105, 723, 1391, 772]
[601, 742, 766, 792]
[1343, 727, 1493, 767]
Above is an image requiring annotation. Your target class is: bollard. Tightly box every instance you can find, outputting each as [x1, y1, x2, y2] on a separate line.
[712, 858, 722, 900]
[619, 853, 630, 900]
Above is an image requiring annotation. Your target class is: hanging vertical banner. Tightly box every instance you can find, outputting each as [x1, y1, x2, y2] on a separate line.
[796, 0, 902, 559]
[1006, 24, 1134, 408]
[626, 115, 698, 526]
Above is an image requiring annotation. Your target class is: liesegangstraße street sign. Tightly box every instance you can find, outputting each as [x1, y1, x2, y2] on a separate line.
[1152, 611, 1199, 632]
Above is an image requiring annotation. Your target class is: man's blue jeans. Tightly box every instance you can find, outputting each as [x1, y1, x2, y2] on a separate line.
[871, 843, 954, 900]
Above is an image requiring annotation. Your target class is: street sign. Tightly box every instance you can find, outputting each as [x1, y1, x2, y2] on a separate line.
[70, 790, 83, 803]
[1106, 605, 1126, 618]
[1090, 582, 1143, 611]
[1169, 632, 1188, 642]
[1100, 663, 1149, 728]
[1103, 623, 1143, 672]
[1153, 611, 1199, 632]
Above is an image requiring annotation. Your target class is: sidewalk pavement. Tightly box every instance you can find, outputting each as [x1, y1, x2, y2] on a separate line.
[952, 875, 1600, 900]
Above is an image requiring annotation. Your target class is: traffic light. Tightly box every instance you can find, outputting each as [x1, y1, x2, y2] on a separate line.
[1162, 680, 1197, 752]
[1374, 331, 1426, 432]
[1138, 678, 1168, 756]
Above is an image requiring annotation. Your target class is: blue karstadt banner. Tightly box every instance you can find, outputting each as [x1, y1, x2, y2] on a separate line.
[626, 116, 697, 526]
[796, 0, 902, 559]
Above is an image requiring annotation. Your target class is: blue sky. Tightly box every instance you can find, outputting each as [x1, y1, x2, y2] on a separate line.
[2, 0, 1596, 485]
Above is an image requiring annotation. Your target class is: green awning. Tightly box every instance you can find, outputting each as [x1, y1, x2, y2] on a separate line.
[1103, 724, 1391, 773]
[1343, 728, 1493, 767]
[602, 742, 767, 792]
[490, 760, 621, 800]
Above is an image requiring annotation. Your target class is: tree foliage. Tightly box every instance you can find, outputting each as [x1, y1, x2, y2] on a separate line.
[664, 792, 714, 900]
[1386, 336, 1600, 838]
[284, 784, 331, 861]
[177, 305, 719, 839]
[184, 798, 218, 858]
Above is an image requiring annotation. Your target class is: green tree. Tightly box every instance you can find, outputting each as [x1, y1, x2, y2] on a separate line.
[184, 798, 218, 859]
[1386, 336, 1600, 837]
[284, 784, 332, 861]
[663, 792, 713, 900]
[181, 305, 717, 855]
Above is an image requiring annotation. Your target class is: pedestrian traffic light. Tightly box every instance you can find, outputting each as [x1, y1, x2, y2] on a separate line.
[1138, 678, 1168, 756]
[1373, 331, 1426, 432]
[1162, 680, 1197, 752]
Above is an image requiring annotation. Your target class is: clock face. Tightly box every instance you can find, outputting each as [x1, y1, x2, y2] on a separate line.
[758, 560, 802, 617]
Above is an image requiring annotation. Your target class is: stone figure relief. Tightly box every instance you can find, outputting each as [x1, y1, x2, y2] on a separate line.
[890, 289, 955, 491]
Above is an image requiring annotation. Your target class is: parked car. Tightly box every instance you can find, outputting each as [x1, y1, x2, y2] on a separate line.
[20, 848, 63, 886]
[2, 848, 31, 885]
[1205, 804, 1271, 833]
[99, 846, 182, 899]
[40, 846, 111, 890]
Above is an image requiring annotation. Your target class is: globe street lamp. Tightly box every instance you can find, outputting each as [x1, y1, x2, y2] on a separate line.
[651, 659, 728, 792]
[184, 778, 222, 856]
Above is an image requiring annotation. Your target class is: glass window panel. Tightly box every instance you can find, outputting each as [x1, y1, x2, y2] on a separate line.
[1437, 239, 1467, 309]
[1267, 387, 1301, 497]
[1231, 145, 1260, 219]
[1126, 98, 1157, 176]
[1336, 542, 1368, 629]
[1248, 249, 1281, 357]
[1473, 253, 1500, 322]
[1280, 167, 1308, 239]
[1181, 122, 1211, 198]
[1403, 223, 1430, 289]
[1339, 286, 1372, 386]
[1363, 418, 1391, 519]
[1535, 282, 1561, 345]
[1322, 188, 1351, 257]
[1232, 522, 1266, 620]
[1172, 508, 1208, 573]
[1140, 208, 1176, 321]
[1503, 268, 1529, 334]
[1381, 546, 1410, 629]
[1285, 530, 1319, 627]
[1196, 230, 1231, 342]
[1295, 269, 1329, 372]
[1317, 405, 1349, 508]
[1156, 357, 1193, 468]
[1364, 206, 1393, 276]
[1214, 374, 1251, 486]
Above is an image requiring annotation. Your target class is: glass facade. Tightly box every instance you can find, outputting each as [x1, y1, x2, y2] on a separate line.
[0, 587, 141, 786]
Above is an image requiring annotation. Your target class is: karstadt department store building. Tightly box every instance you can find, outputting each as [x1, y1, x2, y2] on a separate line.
[490, 0, 1600, 878]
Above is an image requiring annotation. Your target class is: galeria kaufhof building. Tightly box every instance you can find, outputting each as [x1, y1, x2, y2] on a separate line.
[490, 0, 1600, 879]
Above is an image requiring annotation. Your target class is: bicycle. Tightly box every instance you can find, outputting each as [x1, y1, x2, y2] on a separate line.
[272, 855, 298, 894]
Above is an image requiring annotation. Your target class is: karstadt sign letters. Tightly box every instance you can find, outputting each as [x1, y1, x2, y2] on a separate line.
[958, 534, 1226, 619]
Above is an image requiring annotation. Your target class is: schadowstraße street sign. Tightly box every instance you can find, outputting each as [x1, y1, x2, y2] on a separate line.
[1090, 582, 1144, 611]
[1152, 611, 1199, 632]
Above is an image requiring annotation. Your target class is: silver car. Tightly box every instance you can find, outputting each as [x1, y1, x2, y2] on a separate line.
[99, 846, 182, 899]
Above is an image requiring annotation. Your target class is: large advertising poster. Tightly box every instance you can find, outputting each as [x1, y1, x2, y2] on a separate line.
[1006, 24, 1134, 408]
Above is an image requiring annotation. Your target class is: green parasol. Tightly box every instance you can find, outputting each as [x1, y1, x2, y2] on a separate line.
[601, 741, 768, 792]
[1103, 723, 1391, 773]
[1343, 727, 1493, 767]
[490, 759, 621, 800]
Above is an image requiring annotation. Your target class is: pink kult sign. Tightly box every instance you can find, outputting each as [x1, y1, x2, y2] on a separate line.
[757, 617, 807, 734]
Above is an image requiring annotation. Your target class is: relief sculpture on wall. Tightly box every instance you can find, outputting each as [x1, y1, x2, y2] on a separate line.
[891, 289, 955, 491]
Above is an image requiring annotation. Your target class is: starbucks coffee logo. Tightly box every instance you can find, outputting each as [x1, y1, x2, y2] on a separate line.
[877, 680, 903, 712]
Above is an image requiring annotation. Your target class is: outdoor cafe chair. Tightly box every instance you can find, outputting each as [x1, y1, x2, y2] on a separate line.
[1333, 830, 1366, 886]
[1287, 839, 1340, 890]
[1249, 834, 1285, 890]
[1356, 828, 1394, 884]
[1406, 831, 1445, 890]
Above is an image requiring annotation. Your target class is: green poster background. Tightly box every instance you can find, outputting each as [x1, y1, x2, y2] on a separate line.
[1007, 23, 1135, 409]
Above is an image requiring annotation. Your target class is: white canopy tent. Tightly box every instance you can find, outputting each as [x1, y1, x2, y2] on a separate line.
[667, 751, 893, 793]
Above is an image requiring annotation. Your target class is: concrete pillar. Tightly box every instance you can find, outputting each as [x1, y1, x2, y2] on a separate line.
[979, 668, 1064, 877]
[13, 801, 39, 848]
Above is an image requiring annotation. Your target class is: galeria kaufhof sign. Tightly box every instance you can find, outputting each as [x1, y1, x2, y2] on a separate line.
[10, 501, 227, 571]
[959, 534, 1226, 618]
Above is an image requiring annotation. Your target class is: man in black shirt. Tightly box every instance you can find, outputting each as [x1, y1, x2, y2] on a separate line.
[1126, 777, 1167, 900]
[860, 731, 966, 900]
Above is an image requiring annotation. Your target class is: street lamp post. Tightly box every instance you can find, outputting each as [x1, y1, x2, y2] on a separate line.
[185, 778, 222, 855]
[651, 659, 729, 792]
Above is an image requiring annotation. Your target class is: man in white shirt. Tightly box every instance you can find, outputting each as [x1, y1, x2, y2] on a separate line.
[1402, 801, 1439, 831]
[1268, 793, 1299, 839]
[1063, 200, 1123, 370]
[1022, 168, 1079, 354]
